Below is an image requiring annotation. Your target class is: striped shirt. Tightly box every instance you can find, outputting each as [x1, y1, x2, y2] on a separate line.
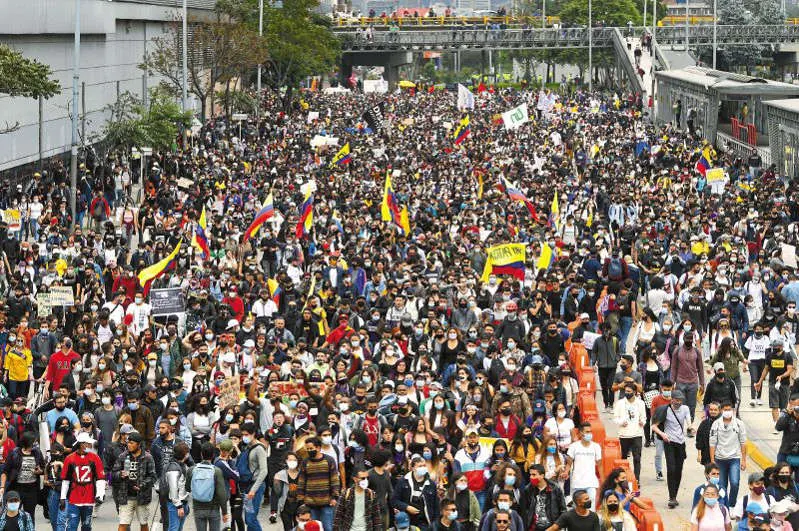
[297, 454, 340, 507]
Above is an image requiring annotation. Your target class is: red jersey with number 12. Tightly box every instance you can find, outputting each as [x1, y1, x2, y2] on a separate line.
[61, 451, 105, 505]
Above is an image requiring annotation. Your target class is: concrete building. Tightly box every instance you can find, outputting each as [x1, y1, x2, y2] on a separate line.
[0, 0, 215, 173]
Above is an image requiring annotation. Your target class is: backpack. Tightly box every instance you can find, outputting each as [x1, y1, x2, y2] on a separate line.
[236, 443, 262, 486]
[608, 258, 623, 281]
[190, 463, 216, 503]
[158, 459, 182, 495]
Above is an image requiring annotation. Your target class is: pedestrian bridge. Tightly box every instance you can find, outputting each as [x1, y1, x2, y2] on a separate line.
[334, 24, 799, 52]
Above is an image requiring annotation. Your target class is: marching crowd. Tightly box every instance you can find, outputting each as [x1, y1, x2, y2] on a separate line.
[0, 80, 797, 531]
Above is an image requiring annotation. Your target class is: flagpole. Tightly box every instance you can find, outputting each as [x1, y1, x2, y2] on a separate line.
[588, 0, 592, 92]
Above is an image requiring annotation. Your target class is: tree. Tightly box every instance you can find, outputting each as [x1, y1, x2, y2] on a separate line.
[697, 0, 762, 72]
[219, 0, 339, 109]
[102, 88, 192, 155]
[559, 0, 642, 26]
[0, 44, 60, 133]
[140, 8, 268, 120]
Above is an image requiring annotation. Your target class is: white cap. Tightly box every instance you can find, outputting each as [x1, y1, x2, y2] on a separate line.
[76, 432, 96, 445]
[227, 319, 240, 330]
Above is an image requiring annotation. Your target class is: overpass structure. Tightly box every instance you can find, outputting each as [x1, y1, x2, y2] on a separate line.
[334, 24, 799, 94]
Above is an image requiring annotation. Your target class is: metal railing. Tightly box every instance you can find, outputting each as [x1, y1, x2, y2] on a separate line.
[335, 15, 561, 28]
[717, 130, 772, 166]
[336, 25, 799, 51]
[611, 28, 645, 95]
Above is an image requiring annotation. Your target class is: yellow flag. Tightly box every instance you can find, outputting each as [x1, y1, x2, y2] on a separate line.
[399, 206, 411, 236]
[138, 239, 182, 287]
[536, 243, 554, 270]
[477, 172, 484, 199]
[381, 171, 394, 222]
[551, 191, 560, 216]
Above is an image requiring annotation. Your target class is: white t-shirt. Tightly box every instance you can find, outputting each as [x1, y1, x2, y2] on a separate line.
[567, 440, 601, 488]
[544, 417, 575, 450]
[744, 335, 770, 361]
[126, 302, 152, 336]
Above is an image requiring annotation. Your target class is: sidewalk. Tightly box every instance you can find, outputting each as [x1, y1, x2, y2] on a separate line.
[597, 366, 779, 528]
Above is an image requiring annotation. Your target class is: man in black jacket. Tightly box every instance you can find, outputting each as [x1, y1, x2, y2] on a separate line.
[703, 362, 739, 410]
[695, 402, 720, 466]
[776, 393, 799, 463]
[521, 465, 567, 531]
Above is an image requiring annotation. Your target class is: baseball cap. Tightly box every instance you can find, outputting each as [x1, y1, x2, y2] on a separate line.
[120, 424, 135, 435]
[712, 362, 725, 372]
[76, 432, 96, 445]
[395, 512, 411, 529]
[746, 501, 764, 514]
[579, 312, 590, 320]
[531, 355, 544, 365]
[5, 490, 20, 502]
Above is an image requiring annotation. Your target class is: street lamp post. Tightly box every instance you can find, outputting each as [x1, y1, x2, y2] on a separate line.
[257, 0, 263, 117]
[712, 0, 717, 68]
[588, 0, 592, 92]
[685, 0, 689, 51]
[182, 0, 188, 112]
[542, 0, 546, 29]
[644, 0, 648, 29]
[70, 0, 81, 226]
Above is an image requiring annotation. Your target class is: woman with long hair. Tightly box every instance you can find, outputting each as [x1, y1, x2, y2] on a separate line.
[598, 490, 637, 531]
[542, 401, 576, 452]
[508, 425, 539, 481]
[535, 435, 569, 493]
[689, 483, 731, 530]
[446, 472, 481, 531]
[598, 467, 648, 512]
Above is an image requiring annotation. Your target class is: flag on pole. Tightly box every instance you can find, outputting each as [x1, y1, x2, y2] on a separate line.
[267, 278, 282, 305]
[330, 142, 352, 167]
[191, 207, 210, 260]
[242, 193, 275, 244]
[695, 147, 712, 176]
[536, 242, 555, 270]
[295, 191, 314, 239]
[457, 84, 475, 110]
[501, 103, 529, 130]
[139, 239, 182, 288]
[453, 116, 471, 145]
[477, 171, 484, 200]
[497, 175, 538, 220]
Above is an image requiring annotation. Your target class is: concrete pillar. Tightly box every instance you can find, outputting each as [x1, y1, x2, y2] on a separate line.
[386, 64, 400, 90]
[339, 60, 353, 88]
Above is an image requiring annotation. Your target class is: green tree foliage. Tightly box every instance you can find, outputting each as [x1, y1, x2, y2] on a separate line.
[559, 0, 642, 26]
[103, 89, 192, 153]
[140, 6, 268, 120]
[0, 44, 60, 133]
[219, 0, 339, 109]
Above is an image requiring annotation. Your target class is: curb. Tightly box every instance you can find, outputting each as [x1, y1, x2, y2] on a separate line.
[745, 440, 775, 471]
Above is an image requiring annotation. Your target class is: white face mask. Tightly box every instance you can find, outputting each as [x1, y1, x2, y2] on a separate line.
[102, 397, 111, 405]
[358, 479, 369, 489]
[286, 460, 298, 470]
[415, 465, 428, 477]
[557, 410, 567, 418]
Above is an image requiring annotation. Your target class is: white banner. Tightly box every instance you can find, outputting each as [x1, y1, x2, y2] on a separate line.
[457, 83, 475, 110]
[502, 103, 529, 130]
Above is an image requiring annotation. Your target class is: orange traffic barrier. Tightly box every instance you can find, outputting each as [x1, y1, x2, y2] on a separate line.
[578, 367, 596, 390]
[577, 390, 598, 417]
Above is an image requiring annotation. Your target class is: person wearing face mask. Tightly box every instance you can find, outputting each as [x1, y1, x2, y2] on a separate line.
[478, 489, 524, 531]
[331, 466, 383, 531]
[651, 389, 691, 508]
[519, 464, 566, 531]
[296, 436, 340, 531]
[565, 423, 602, 505]
[43, 338, 81, 400]
[122, 392, 155, 447]
[612, 382, 646, 481]
[273, 451, 302, 530]
[446, 472, 481, 530]
[392, 456, 439, 530]
[495, 303, 526, 348]
[0, 490, 35, 531]
[688, 483, 731, 531]
[696, 402, 721, 467]
[692, 463, 729, 509]
[124, 290, 152, 339]
[671, 331, 705, 435]
[592, 323, 620, 411]
[237, 422, 270, 531]
[597, 490, 636, 531]
[544, 489, 599, 531]
[185, 442, 230, 531]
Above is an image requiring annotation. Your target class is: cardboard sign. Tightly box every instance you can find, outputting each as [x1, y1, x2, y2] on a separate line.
[582, 331, 601, 350]
[270, 381, 308, 399]
[48, 286, 75, 307]
[218, 376, 241, 410]
[783, 243, 797, 269]
[3, 210, 20, 232]
[36, 293, 53, 317]
[705, 168, 725, 183]
[149, 288, 186, 316]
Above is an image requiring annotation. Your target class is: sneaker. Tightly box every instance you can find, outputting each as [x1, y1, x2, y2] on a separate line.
[656, 471, 664, 481]
[757, 399, 763, 406]
[668, 499, 677, 508]
[750, 399, 756, 406]
[269, 513, 278, 524]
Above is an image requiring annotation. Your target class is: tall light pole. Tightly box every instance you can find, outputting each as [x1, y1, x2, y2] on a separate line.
[588, 0, 592, 91]
[542, 0, 546, 29]
[70, 0, 81, 226]
[712, 0, 717, 68]
[182, 0, 188, 112]
[643, 0, 648, 29]
[685, 0, 689, 51]
[257, 0, 263, 116]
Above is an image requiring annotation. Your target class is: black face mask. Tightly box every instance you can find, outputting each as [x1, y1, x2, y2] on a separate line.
[606, 503, 619, 512]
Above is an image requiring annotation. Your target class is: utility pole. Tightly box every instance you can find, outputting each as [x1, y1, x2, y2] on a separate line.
[643, 0, 647, 29]
[257, 0, 263, 117]
[542, 0, 545, 29]
[712, 0, 717, 68]
[588, 0, 592, 91]
[685, 1, 689, 51]
[182, 0, 188, 112]
[70, 0, 80, 226]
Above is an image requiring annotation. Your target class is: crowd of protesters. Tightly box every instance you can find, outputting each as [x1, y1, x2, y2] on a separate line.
[0, 78, 796, 531]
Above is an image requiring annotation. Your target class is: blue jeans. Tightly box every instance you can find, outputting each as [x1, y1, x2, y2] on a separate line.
[309, 505, 334, 531]
[168, 501, 190, 531]
[717, 458, 741, 507]
[66, 503, 93, 531]
[618, 316, 633, 355]
[475, 490, 487, 511]
[244, 484, 265, 531]
[47, 489, 66, 531]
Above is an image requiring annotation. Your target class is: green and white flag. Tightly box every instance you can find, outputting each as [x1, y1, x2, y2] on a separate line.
[502, 103, 529, 130]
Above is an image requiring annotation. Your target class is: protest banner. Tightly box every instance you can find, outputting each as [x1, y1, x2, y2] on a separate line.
[217, 376, 241, 410]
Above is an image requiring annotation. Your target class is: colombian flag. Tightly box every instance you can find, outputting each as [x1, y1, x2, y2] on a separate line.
[381, 171, 409, 235]
[548, 191, 560, 229]
[453, 116, 471, 145]
[267, 278, 282, 305]
[330, 142, 352, 168]
[497, 175, 538, 220]
[243, 193, 275, 244]
[295, 192, 314, 239]
[481, 243, 526, 283]
[695, 147, 711, 176]
[139, 239, 182, 291]
[536, 242, 555, 271]
[191, 207, 210, 260]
